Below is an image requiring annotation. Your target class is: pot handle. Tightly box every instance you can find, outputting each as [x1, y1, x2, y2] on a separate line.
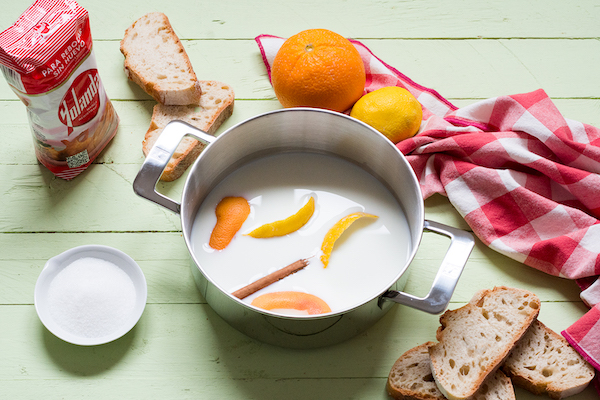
[133, 120, 217, 214]
[381, 220, 474, 314]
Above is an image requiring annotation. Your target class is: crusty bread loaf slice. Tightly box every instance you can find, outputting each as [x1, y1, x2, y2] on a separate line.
[387, 342, 516, 400]
[429, 286, 541, 400]
[142, 80, 234, 181]
[387, 342, 443, 400]
[120, 12, 201, 105]
[465, 370, 515, 400]
[502, 319, 595, 399]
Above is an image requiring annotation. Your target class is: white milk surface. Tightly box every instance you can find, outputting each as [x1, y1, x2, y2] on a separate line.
[190, 152, 412, 314]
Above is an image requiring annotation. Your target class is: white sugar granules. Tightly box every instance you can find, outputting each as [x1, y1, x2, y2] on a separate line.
[47, 257, 137, 339]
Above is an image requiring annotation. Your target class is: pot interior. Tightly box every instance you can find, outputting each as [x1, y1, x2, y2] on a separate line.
[181, 108, 424, 316]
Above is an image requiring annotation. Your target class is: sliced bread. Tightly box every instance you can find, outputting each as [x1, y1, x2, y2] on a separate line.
[387, 342, 516, 400]
[142, 80, 234, 181]
[429, 286, 541, 400]
[120, 12, 201, 105]
[387, 342, 443, 400]
[470, 370, 516, 400]
[502, 319, 595, 399]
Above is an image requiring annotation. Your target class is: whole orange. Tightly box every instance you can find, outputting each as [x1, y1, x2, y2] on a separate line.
[271, 29, 366, 112]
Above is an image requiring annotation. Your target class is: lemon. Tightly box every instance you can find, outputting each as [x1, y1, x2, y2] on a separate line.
[350, 86, 423, 143]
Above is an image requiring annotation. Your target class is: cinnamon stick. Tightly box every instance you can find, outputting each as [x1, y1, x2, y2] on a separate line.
[232, 259, 309, 299]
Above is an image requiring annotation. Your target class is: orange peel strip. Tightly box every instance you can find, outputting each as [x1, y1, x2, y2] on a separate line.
[209, 196, 251, 250]
[320, 212, 378, 268]
[251, 291, 331, 315]
[247, 196, 315, 238]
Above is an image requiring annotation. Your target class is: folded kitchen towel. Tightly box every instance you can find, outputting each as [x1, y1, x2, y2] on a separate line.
[256, 34, 600, 392]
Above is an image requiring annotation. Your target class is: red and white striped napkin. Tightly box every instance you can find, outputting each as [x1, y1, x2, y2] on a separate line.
[256, 34, 600, 392]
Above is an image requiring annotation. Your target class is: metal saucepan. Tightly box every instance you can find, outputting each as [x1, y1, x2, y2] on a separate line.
[133, 108, 474, 348]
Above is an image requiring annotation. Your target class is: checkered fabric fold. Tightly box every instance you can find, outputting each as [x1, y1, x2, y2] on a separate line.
[256, 34, 600, 390]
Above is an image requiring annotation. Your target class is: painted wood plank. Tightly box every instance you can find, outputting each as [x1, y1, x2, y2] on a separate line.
[0, 302, 591, 378]
[0, 259, 203, 305]
[0, 163, 181, 232]
[0, 162, 470, 233]
[1, 1, 598, 399]
[2, 379, 598, 400]
[361, 38, 600, 100]
[3, 377, 597, 400]
[3, 0, 600, 40]
[0, 100, 280, 166]
[0, 232, 189, 261]
[2, 39, 600, 101]
[2, 98, 599, 169]
[0, 302, 595, 400]
[0, 227, 585, 305]
[0, 161, 470, 233]
[1, 377, 390, 400]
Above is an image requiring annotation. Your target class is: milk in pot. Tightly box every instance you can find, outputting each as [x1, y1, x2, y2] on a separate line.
[190, 152, 412, 314]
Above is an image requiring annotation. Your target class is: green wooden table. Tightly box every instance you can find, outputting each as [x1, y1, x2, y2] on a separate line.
[1, 0, 599, 398]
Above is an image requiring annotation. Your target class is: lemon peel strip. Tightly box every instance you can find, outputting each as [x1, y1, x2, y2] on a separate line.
[247, 197, 315, 238]
[320, 212, 378, 268]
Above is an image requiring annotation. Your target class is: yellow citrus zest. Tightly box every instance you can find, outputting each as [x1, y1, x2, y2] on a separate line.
[247, 197, 315, 238]
[320, 212, 378, 268]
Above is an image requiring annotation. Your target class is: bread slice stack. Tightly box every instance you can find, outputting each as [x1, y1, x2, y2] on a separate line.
[121, 12, 234, 181]
[387, 286, 595, 400]
[142, 81, 234, 181]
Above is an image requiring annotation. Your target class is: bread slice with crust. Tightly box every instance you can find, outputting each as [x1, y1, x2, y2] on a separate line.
[429, 286, 540, 400]
[503, 319, 595, 399]
[387, 342, 442, 400]
[142, 80, 234, 181]
[120, 12, 201, 105]
[387, 342, 516, 400]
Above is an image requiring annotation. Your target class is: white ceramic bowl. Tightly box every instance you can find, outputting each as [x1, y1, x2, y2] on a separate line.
[34, 245, 147, 346]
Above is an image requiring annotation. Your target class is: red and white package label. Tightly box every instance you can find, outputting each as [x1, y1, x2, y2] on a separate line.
[59, 68, 101, 131]
[0, 0, 118, 180]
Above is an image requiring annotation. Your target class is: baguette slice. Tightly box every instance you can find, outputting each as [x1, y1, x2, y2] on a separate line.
[503, 319, 595, 399]
[387, 342, 443, 400]
[142, 81, 234, 181]
[120, 12, 201, 105]
[387, 342, 516, 400]
[429, 286, 540, 400]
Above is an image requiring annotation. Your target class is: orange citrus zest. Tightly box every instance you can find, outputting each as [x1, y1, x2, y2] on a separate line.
[320, 212, 378, 268]
[247, 196, 315, 238]
[251, 291, 331, 315]
[209, 196, 251, 250]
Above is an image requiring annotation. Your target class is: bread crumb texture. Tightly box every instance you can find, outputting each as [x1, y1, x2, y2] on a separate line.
[503, 319, 595, 399]
[142, 81, 234, 181]
[387, 342, 447, 400]
[120, 12, 201, 105]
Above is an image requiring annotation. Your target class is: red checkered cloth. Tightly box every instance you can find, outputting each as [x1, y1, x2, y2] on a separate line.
[256, 34, 600, 392]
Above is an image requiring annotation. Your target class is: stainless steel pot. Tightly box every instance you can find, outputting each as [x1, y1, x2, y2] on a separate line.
[133, 108, 474, 348]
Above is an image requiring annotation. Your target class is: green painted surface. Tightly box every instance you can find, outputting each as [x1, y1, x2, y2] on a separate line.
[1, 0, 598, 398]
